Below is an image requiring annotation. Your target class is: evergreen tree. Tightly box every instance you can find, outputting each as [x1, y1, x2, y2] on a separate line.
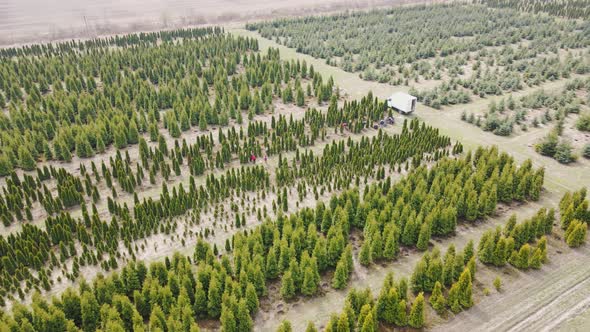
[360, 311, 377, 332]
[302, 266, 319, 296]
[81, 291, 99, 332]
[566, 220, 587, 247]
[207, 276, 222, 318]
[128, 121, 140, 144]
[359, 240, 373, 266]
[18, 146, 35, 171]
[458, 268, 473, 309]
[0, 153, 13, 176]
[245, 283, 259, 314]
[296, 87, 305, 107]
[277, 320, 293, 332]
[447, 283, 461, 314]
[114, 125, 128, 149]
[236, 299, 253, 332]
[266, 250, 279, 279]
[408, 292, 425, 328]
[429, 281, 446, 314]
[220, 306, 237, 332]
[76, 134, 94, 158]
[281, 271, 296, 300]
[193, 281, 208, 317]
[395, 300, 407, 326]
[332, 258, 349, 289]
[417, 222, 431, 250]
[529, 248, 543, 269]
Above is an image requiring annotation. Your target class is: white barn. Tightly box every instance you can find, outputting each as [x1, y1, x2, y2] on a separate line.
[387, 92, 417, 115]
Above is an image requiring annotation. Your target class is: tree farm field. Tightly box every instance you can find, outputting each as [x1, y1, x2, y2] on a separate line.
[0, 2, 589, 332]
[234, 22, 590, 331]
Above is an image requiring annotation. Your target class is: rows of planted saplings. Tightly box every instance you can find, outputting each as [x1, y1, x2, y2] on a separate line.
[281, 190, 585, 331]
[248, 3, 589, 108]
[0, 187, 372, 330]
[248, 4, 588, 77]
[477, 0, 590, 19]
[0, 145, 543, 332]
[462, 78, 589, 137]
[0, 162, 271, 303]
[410, 52, 588, 109]
[0, 26, 342, 174]
[275, 118, 455, 188]
[0, 119, 452, 306]
[0, 90, 386, 227]
[0, 115, 447, 245]
[356, 146, 544, 266]
[284, 243, 477, 332]
[283, 206, 554, 332]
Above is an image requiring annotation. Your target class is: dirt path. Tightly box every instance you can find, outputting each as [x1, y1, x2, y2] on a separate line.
[235, 28, 590, 332]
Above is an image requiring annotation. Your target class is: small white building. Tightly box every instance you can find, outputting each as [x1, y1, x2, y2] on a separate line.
[387, 92, 417, 115]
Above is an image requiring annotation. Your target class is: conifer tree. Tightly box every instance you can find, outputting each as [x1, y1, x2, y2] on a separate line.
[236, 299, 253, 332]
[81, 291, 99, 332]
[281, 271, 296, 300]
[220, 306, 237, 332]
[18, 146, 35, 171]
[245, 283, 259, 314]
[493, 276, 502, 292]
[447, 283, 461, 314]
[277, 320, 293, 332]
[266, 250, 279, 279]
[395, 300, 408, 326]
[337, 311, 351, 332]
[529, 248, 543, 269]
[429, 281, 446, 314]
[458, 268, 473, 309]
[417, 222, 431, 250]
[360, 311, 377, 332]
[128, 121, 140, 144]
[0, 154, 13, 176]
[193, 281, 208, 317]
[359, 240, 373, 266]
[332, 258, 349, 290]
[302, 266, 319, 296]
[566, 220, 587, 247]
[408, 292, 425, 328]
[207, 276, 222, 318]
